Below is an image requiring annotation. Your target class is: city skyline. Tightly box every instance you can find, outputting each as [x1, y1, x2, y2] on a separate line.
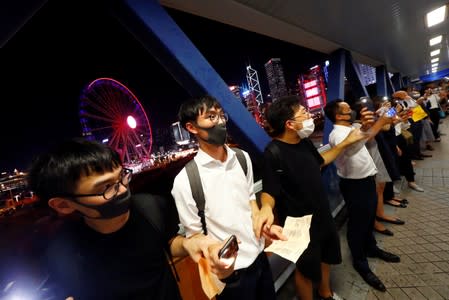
[0, 1, 328, 172]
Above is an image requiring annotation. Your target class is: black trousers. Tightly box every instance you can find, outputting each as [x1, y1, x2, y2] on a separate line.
[340, 176, 378, 273]
[396, 134, 416, 182]
[429, 108, 441, 138]
[409, 119, 423, 157]
[217, 252, 276, 300]
[383, 181, 395, 201]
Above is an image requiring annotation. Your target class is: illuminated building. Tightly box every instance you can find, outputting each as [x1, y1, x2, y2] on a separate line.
[245, 65, 264, 105]
[229, 85, 242, 101]
[359, 63, 376, 86]
[242, 90, 264, 126]
[171, 121, 190, 145]
[264, 58, 288, 102]
[299, 65, 327, 112]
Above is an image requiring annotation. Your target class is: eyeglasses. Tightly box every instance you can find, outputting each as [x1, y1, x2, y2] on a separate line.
[290, 112, 312, 122]
[60, 168, 133, 201]
[206, 113, 228, 123]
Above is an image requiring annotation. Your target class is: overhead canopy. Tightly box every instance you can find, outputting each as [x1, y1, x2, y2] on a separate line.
[2, 0, 448, 79]
[161, 0, 449, 79]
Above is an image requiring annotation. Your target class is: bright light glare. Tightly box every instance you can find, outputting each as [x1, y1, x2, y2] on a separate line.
[432, 63, 439, 67]
[9, 293, 32, 300]
[431, 57, 439, 63]
[127, 116, 137, 129]
[429, 35, 443, 46]
[430, 49, 441, 56]
[426, 5, 447, 27]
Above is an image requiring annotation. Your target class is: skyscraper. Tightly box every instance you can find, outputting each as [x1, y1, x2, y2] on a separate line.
[246, 65, 264, 105]
[358, 63, 376, 86]
[264, 58, 288, 102]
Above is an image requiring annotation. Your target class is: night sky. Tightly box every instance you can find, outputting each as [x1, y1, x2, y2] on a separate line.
[0, 0, 328, 172]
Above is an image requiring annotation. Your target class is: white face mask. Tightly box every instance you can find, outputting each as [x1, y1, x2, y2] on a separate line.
[297, 118, 315, 139]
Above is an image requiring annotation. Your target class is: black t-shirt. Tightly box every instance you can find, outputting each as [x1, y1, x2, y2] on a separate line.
[262, 138, 333, 230]
[44, 194, 181, 300]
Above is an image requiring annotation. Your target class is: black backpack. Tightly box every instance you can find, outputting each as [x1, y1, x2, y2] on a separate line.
[184, 148, 247, 235]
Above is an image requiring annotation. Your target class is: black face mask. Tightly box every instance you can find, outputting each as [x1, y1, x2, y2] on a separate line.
[75, 189, 132, 219]
[196, 123, 227, 145]
[340, 111, 357, 123]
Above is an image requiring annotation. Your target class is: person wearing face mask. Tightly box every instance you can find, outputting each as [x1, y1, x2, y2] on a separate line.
[257, 96, 366, 300]
[171, 95, 286, 300]
[325, 99, 400, 293]
[27, 138, 231, 300]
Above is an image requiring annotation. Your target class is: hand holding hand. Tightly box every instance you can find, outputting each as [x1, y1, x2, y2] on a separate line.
[262, 224, 288, 243]
[343, 128, 368, 145]
[253, 205, 274, 239]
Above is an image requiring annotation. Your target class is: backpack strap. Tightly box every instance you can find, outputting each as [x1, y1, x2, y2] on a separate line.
[231, 147, 248, 176]
[185, 159, 208, 235]
[184, 148, 248, 235]
[266, 142, 282, 173]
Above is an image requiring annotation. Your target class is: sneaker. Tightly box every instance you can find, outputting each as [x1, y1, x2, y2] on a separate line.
[331, 293, 344, 300]
[319, 292, 344, 300]
[408, 183, 424, 192]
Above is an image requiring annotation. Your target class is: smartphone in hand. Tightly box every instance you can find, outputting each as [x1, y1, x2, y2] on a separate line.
[218, 235, 239, 259]
[385, 107, 397, 118]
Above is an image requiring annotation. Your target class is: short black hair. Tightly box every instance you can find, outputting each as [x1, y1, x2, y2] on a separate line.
[27, 138, 122, 203]
[264, 95, 300, 137]
[324, 99, 344, 123]
[178, 95, 222, 129]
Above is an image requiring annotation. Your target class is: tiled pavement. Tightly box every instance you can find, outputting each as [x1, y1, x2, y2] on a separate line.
[277, 118, 449, 300]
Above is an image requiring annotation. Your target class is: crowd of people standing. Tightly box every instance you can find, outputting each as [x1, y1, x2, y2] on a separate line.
[20, 81, 448, 299]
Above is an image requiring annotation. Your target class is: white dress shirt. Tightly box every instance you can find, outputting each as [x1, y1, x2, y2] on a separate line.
[171, 145, 264, 269]
[329, 124, 377, 179]
[426, 94, 440, 109]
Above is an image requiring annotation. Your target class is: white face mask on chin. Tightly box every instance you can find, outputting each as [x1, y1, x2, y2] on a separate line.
[297, 118, 315, 139]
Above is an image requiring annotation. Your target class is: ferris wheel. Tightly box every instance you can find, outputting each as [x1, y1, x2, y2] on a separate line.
[79, 78, 153, 166]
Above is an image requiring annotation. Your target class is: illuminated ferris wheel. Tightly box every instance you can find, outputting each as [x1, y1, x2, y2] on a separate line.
[79, 78, 153, 166]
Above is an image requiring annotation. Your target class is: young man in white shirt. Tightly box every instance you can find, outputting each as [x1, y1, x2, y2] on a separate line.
[171, 95, 285, 300]
[324, 99, 400, 293]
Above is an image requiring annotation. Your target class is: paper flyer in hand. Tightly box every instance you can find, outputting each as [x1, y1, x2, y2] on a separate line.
[198, 257, 226, 299]
[264, 215, 312, 263]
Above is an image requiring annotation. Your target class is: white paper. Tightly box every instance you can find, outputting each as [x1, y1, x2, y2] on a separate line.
[264, 215, 312, 263]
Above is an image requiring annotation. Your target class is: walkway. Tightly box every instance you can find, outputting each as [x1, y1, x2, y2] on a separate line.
[277, 118, 449, 299]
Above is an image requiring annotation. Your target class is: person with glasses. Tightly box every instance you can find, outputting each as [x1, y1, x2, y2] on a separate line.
[27, 138, 231, 300]
[171, 95, 286, 300]
[258, 96, 366, 300]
